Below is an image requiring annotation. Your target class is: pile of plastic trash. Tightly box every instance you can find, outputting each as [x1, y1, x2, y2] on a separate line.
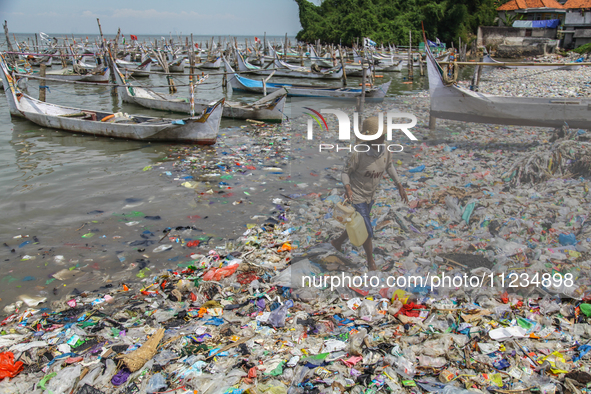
[0, 96, 590, 394]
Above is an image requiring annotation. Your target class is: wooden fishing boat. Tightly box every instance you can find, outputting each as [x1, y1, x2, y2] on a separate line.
[308, 46, 334, 68]
[168, 57, 186, 72]
[198, 57, 222, 69]
[346, 61, 403, 76]
[116, 58, 152, 77]
[234, 50, 343, 80]
[29, 55, 52, 67]
[425, 38, 591, 129]
[45, 64, 110, 83]
[112, 62, 286, 122]
[0, 54, 224, 144]
[483, 52, 581, 71]
[224, 57, 390, 99]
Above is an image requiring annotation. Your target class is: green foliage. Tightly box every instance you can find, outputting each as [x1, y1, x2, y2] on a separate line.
[573, 43, 591, 54]
[501, 11, 524, 27]
[295, 0, 499, 46]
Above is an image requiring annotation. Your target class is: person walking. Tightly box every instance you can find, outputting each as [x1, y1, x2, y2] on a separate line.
[331, 116, 409, 271]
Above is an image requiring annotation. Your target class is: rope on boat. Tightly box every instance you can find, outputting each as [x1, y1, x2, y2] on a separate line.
[442, 61, 459, 86]
[14, 72, 194, 88]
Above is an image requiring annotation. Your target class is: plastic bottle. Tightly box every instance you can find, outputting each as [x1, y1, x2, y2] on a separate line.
[345, 211, 368, 247]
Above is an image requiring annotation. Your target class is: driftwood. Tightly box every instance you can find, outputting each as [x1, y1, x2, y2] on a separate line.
[503, 139, 591, 186]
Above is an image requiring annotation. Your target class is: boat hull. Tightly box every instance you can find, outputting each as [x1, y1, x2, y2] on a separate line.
[228, 70, 390, 99]
[45, 67, 110, 82]
[427, 42, 591, 129]
[0, 55, 222, 144]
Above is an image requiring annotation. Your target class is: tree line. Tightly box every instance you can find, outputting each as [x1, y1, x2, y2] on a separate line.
[295, 0, 505, 47]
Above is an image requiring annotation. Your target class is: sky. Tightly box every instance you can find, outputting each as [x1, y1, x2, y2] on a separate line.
[0, 0, 304, 36]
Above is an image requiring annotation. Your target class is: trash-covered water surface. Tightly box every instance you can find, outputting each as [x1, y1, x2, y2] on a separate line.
[0, 89, 591, 394]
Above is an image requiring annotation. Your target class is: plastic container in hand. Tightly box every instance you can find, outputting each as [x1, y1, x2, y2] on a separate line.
[334, 202, 355, 224]
[346, 211, 368, 246]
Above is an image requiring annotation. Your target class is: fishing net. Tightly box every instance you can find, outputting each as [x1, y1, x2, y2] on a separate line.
[503, 138, 591, 186]
[118, 328, 165, 372]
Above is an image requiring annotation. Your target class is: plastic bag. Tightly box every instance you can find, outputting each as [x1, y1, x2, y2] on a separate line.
[348, 328, 367, 356]
[0, 352, 24, 380]
[77, 365, 103, 388]
[268, 303, 289, 328]
[272, 259, 320, 288]
[45, 365, 81, 394]
[94, 359, 116, 388]
[146, 373, 167, 393]
[75, 384, 105, 394]
[540, 296, 561, 315]
[153, 349, 177, 365]
[202, 263, 239, 281]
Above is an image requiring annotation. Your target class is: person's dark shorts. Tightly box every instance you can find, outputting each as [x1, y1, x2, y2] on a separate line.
[352, 200, 374, 239]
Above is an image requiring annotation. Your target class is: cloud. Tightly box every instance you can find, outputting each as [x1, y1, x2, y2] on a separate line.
[81, 10, 101, 18]
[110, 9, 238, 21]
[35, 11, 61, 18]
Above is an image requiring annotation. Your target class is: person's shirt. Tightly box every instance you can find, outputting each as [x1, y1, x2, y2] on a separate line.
[341, 148, 402, 204]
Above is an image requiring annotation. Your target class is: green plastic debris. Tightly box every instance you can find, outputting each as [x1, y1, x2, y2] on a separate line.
[580, 303, 591, 317]
[264, 360, 285, 376]
[301, 353, 329, 363]
[38, 372, 57, 390]
[136, 268, 150, 278]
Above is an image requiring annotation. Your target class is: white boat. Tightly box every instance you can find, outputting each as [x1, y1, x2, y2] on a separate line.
[234, 50, 343, 80]
[198, 56, 222, 69]
[168, 57, 186, 72]
[224, 57, 390, 99]
[425, 39, 591, 129]
[346, 60, 403, 76]
[483, 53, 581, 71]
[309, 46, 334, 68]
[0, 54, 224, 144]
[45, 64, 110, 83]
[112, 62, 286, 122]
[116, 58, 152, 77]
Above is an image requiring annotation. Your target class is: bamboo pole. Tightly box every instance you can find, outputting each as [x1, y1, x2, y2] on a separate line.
[3, 21, 16, 64]
[358, 60, 367, 116]
[300, 45, 304, 67]
[339, 44, 347, 87]
[39, 64, 46, 102]
[408, 30, 413, 80]
[189, 34, 195, 76]
[284, 33, 288, 61]
[475, 63, 483, 87]
[419, 54, 424, 76]
[438, 61, 586, 66]
[107, 46, 118, 97]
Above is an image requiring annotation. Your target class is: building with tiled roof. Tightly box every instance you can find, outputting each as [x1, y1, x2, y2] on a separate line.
[563, 0, 591, 9]
[497, 0, 566, 27]
[562, 0, 591, 47]
[497, 0, 565, 12]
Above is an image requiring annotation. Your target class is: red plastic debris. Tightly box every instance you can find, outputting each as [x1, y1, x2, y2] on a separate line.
[202, 264, 239, 281]
[0, 352, 24, 379]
